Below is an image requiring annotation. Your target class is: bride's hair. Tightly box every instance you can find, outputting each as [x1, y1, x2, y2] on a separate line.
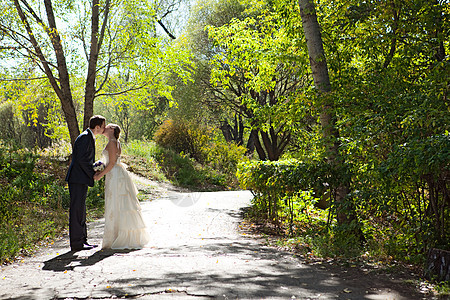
[109, 124, 121, 139]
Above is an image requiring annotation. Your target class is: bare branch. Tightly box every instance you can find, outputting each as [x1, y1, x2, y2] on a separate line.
[157, 20, 176, 39]
[19, 0, 46, 26]
[95, 80, 155, 98]
[12, 0, 62, 99]
[0, 76, 47, 82]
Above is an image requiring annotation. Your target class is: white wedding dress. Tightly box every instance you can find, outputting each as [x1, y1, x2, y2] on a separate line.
[102, 148, 150, 249]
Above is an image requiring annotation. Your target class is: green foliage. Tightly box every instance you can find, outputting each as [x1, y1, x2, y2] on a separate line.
[125, 139, 217, 188]
[153, 119, 211, 162]
[124, 138, 245, 190]
[238, 145, 449, 261]
[205, 7, 310, 160]
[238, 159, 367, 258]
[221, 0, 449, 266]
[86, 179, 105, 209]
[0, 144, 69, 264]
[237, 159, 336, 233]
[152, 119, 250, 187]
[1, 0, 195, 144]
[205, 136, 248, 186]
[0, 79, 68, 148]
[352, 133, 450, 260]
[0, 142, 104, 264]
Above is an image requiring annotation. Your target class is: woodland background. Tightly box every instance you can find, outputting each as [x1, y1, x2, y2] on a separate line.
[0, 0, 449, 291]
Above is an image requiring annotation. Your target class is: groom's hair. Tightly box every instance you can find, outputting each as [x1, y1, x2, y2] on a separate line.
[89, 115, 106, 129]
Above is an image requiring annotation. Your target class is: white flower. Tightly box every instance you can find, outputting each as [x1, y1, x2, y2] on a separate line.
[93, 161, 105, 172]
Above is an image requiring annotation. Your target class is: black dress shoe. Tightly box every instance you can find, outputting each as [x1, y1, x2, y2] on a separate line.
[84, 242, 98, 248]
[71, 245, 93, 251]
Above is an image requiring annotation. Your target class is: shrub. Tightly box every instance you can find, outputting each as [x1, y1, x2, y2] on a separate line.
[237, 160, 332, 230]
[153, 119, 210, 162]
[123, 140, 233, 190]
[205, 138, 248, 186]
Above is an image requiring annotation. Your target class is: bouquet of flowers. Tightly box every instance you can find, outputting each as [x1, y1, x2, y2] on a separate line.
[93, 160, 105, 172]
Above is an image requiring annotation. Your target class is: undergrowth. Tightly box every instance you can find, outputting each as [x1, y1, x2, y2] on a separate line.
[0, 142, 104, 265]
[123, 139, 236, 190]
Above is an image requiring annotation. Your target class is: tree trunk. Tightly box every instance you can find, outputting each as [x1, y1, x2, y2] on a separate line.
[220, 121, 234, 142]
[83, 0, 100, 130]
[253, 131, 267, 160]
[44, 0, 80, 144]
[83, 0, 110, 130]
[432, 0, 446, 62]
[13, 0, 80, 144]
[246, 129, 257, 154]
[299, 0, 356, 226]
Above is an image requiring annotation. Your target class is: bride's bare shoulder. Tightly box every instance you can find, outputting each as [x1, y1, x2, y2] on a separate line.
[106, 139, 119, 151]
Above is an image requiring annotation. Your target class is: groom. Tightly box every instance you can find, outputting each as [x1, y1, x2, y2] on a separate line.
[65, 115, 106, 251]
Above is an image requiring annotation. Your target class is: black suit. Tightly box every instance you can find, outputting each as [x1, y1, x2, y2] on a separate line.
[65, 129, 96, 248]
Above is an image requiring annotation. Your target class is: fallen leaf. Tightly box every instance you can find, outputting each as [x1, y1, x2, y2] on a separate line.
[343, 288, 352, 293]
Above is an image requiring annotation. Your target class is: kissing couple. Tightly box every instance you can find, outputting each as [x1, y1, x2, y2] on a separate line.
[65, 115, 150, 252]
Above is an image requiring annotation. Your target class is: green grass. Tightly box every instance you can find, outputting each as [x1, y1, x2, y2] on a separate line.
[123, 140, 228, 190]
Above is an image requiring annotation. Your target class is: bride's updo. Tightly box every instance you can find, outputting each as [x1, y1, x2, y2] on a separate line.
[109, 124, 121, 139]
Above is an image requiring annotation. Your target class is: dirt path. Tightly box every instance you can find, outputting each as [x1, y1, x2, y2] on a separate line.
[0, 174, 436, 299]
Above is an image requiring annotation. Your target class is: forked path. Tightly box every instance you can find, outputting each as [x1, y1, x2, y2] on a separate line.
[1, 175, 431, 299]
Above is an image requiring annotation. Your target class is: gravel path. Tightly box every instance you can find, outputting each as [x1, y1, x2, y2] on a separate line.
[0, 174, 435, 299]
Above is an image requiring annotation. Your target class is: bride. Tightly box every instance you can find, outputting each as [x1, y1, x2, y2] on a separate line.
[94, 124, 150, 249]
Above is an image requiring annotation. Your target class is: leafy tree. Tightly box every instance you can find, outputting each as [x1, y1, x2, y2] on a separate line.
[174, 0, 253, 148]
[0, 0, 193, 145]
[298, 0, 449, 252]
[231, 0, 448, 256]
[202, 0, 313, 160]
[298, 0, 359, 227]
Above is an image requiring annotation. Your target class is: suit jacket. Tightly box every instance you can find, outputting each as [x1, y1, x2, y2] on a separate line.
[65, 129, 96, 187]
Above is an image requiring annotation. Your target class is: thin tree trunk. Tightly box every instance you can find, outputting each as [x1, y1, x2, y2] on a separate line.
[246, 129, 257, 154]
[237, 114, 244, 146]
[433, 0, 446, 62]
[13, 0, 80, 144]
[83, 0, 111, 130]
[253, 131, 267, 160]
[299, 0, 355, 225]
[383, 1, 400, 69]
[83, 0, 100, 130]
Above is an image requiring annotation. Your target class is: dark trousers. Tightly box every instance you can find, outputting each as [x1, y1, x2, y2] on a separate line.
[68, 183, 88, 248]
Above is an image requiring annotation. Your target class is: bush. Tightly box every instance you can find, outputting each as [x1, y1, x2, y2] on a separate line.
[238, 147, 450, 262]
[237, 160, 335, 232]
[353, 134, 450, 261]
[205, 138, 248, 186]
[153, 119, 210, 162]
[153, 120, 249, 188]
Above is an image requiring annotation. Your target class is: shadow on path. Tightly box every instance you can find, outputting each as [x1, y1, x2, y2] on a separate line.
[42, 249, 137, 272]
